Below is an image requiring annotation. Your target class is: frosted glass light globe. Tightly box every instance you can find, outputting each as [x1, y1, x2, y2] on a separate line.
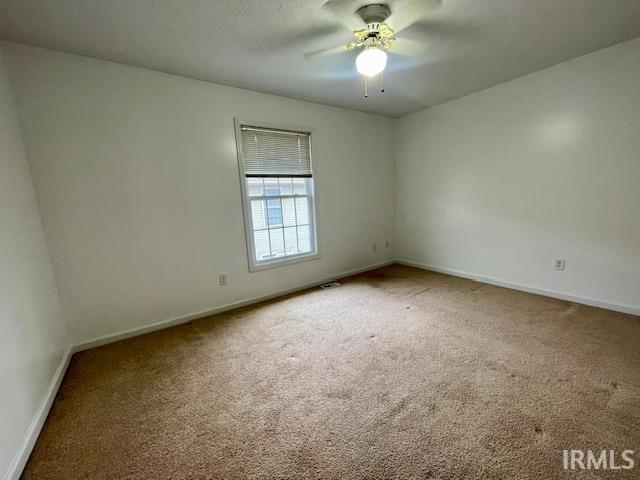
[356, 47, 387, 77]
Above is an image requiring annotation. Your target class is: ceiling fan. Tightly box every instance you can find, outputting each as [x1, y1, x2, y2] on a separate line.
[309, 0, 442, 96]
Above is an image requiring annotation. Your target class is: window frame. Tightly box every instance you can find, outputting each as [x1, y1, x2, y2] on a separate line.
[234, 118, 320, 272]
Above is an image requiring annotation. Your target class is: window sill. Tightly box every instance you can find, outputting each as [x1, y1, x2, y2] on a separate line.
[249, 252, 321, 272]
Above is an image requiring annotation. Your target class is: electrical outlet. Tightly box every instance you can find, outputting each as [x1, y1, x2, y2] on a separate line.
[219, 274, 227, 286]
[385, 240, 390, 248]
[554, 259, 566, 271]
[372, 243, 377, 252]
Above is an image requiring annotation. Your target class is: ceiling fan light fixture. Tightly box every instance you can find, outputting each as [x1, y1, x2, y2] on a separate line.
[356, 47, 387, 77]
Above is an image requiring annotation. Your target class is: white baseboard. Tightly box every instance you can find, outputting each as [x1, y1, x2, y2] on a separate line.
[3, 346, 73, 480]
[396, 259, 640, 316]
[72, 260, 394, 353]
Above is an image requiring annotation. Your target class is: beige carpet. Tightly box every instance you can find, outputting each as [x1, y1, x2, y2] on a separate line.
[23, 265, 640, 479]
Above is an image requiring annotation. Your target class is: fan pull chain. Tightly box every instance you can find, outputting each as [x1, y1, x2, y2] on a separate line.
[363, 72, 386, 98]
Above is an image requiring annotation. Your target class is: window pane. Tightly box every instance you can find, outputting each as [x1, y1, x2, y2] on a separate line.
[269, 228, 285, 257]
[297, 225, 311, 253]
[281, 198, 296, 227]
[278, 178, 293, 195]
[266, 198, 282, 227]
[264, 178, 279, 195]
[295, 197, 310, 225]
[247, 178, 263, 196]
[242, 172, 315, 267]
[284, 227, 297, 255]
[292, 178, 307, 195]
[254, 230, 270, 260]
[251, 200, 267, 229]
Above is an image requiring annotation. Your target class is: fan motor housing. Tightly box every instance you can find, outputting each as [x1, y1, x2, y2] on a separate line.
[356, 4, 391, 24]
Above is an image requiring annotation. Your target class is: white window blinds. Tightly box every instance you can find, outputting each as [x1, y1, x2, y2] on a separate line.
[240, 126, 312, 177]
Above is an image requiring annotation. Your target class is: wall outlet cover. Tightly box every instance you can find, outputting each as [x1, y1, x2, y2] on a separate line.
[554, 259, 566, 271]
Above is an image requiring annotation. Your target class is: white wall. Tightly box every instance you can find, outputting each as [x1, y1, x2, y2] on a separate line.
[0, 51, 69, 479]
[396, 37, 640, 313]
[2, 43, 396, 344]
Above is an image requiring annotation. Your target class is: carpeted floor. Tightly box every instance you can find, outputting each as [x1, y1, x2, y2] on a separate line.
[23, 265, 640, 479]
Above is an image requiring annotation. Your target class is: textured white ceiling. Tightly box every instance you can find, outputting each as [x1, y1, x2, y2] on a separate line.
[1, 0, 639, 117]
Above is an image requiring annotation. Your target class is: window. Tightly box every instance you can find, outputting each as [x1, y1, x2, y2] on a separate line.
[235, 120, 319, 271]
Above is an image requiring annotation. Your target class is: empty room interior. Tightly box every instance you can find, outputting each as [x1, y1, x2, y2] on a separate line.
[1, 0, 640, 478]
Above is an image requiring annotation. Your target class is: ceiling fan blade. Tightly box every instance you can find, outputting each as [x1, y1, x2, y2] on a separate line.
[401, 17, 478, 43]
[391, 37, 430, 57]
[386, 0, 442, 34]
[321, 0, 363, 31]
[270, 24, 347, 54]
[304, 44, 347, 59]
